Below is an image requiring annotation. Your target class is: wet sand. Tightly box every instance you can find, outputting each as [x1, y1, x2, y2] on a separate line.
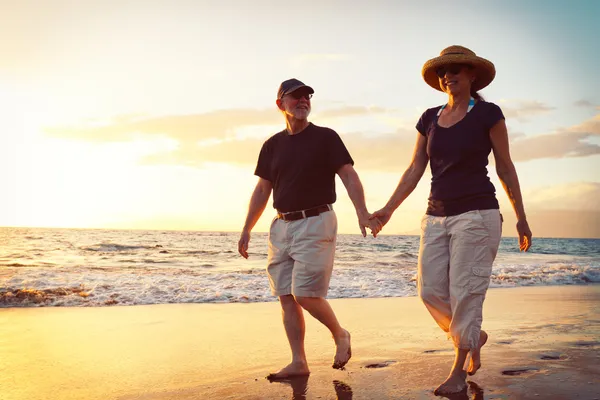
[1, 285, 599, 400]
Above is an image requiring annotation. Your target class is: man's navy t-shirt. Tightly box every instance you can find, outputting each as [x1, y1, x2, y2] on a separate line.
[416, 101, 505, 216]
[254, 123, 354, 213]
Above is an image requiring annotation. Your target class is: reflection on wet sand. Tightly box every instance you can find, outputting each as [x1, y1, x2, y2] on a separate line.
[333, 379, 353, 400]
[436, 381, 484, 400]
[267, 375, 309, 400]
[267, 376, 354, 400]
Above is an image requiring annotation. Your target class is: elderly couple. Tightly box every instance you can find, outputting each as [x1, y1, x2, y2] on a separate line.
[237, 46, 532, 396]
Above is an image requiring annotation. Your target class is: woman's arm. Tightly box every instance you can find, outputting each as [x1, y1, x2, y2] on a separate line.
[490, 119, 532, 251]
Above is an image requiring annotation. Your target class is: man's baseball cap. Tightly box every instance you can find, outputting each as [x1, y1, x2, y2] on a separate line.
[277, 78, 314, 99]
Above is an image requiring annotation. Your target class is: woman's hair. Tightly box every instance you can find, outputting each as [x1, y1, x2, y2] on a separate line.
[465, 64, 485, 101]
[470, 88, 484, 101]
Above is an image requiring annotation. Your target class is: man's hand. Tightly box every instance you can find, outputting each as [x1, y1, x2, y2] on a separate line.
[238, 230, 251, 259]
[516, 219, 532, 252]
[370, 206, 393, 229]
[358, 212, 382, 237]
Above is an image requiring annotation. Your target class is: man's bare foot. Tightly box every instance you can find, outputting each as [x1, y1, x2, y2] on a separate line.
[467, 330, 488, 376]
[266, 361, 310, 381]
[332, 329, 352, 370]
[433, 370, 467, 396]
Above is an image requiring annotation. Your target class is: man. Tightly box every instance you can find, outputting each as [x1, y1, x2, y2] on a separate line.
[238, 78, 380, 379]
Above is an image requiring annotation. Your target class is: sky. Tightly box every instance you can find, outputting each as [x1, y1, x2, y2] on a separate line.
[1, 0, 599, 238]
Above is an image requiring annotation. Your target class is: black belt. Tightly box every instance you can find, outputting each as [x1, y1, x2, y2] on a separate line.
[277, 204, 332, 221]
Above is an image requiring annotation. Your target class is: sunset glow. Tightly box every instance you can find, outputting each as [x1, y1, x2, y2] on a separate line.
[1, 0, 598, 237]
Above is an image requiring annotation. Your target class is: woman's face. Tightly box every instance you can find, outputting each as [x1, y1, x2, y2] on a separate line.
[436, 63, 475, 96]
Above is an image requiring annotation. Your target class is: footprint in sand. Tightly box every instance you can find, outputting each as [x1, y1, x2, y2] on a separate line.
[501, 367, 540, 376]
[423, 349, 453, 354]
[539, 352, 565, 360]
[496, 340, 515, 345]
[572, 340, 600, 348]
[364, 360, 397, 369]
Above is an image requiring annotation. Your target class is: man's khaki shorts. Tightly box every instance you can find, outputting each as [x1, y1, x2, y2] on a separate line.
[266, 210, 337, 298]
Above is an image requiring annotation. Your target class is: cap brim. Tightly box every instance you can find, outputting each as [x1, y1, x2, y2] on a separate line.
[282, 84, 314, 97]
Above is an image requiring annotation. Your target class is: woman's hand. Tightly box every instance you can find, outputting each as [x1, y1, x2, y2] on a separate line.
[370, 206, 394, 229]
[516, 219, 532, 252]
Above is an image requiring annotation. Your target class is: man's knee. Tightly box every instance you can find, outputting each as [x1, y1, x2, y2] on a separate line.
[279, 294, 298, 309]
[293, 295, 320, 310]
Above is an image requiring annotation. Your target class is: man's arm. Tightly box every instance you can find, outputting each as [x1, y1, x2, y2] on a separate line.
[238, 178, 273, 258]
[337, 164, 380, 237]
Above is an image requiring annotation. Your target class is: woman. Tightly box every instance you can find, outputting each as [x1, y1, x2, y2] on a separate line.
[371, 46, 532, 395]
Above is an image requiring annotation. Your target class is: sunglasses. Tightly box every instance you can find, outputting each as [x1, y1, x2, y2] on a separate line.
[287, 91, 313, 100]
[436, 64, 471, 78]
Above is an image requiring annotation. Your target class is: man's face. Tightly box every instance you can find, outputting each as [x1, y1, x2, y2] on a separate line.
[277, 88, 312, 120]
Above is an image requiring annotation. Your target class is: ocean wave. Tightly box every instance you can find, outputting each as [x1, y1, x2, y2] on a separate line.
[492, 264, 600, 286]
[0, 263, 32, 268]
[0, 286, 92, 306]
[184, 250, 221, 255]
[2, 228, 599, 307]
[81, 243, 164, 252]
[393, 252, 418, 260]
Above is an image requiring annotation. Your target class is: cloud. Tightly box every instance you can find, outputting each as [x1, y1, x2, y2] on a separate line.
[343, 130, 416, 171]
[314, 106, 392, 119]
[523, 182, 600, 211]
[570, 114, 600, 135]
[45, 109, 282, 143]
[138, 128, 418, 172]
[510, 132, 600, 161]
[508, 131, 527, 141]
[498, 182, 600, 238]
[141, 137, 263, 167]
[502, 100, 555, 122]
[510, 114, 600, 161]
[45, 105, 393, 143]
[160, 112, 600, 168]
[45, 107, 600, 170]
[574, 99, 596, 108]
[500, 209, 600, 239]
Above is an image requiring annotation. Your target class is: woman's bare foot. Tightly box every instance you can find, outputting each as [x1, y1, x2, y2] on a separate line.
[433, 369, 467, 396]
[468, 330, 488, 376]
[266, 361, 310, 381]
[332, 329, 352, 369]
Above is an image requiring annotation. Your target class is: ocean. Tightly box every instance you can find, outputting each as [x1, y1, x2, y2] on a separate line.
[1, 227, 599, 307]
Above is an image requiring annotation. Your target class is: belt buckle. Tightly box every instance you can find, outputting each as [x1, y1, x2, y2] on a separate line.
[280, 211, 294, 221]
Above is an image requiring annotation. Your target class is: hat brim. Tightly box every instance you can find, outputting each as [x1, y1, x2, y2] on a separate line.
[422, 55, 496, 92]
[281, 84, 314, 98]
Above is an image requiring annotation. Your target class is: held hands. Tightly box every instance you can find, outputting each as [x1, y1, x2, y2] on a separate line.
[516, 219, 532, 252]
[370, 206, 393, 228]
[358, 212, 383, 237]
[238, 230, 250, 258]
[365, 206, 394, 237]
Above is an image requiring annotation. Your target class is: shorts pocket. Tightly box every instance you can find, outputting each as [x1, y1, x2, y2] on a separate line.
[320, 211, 337, 242]
[268, 216, 280, 241]
[468, 265, 492, 295]
[420, 214, 431, 237]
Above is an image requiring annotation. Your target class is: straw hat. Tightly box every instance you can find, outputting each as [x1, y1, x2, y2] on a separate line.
[422, 45, 496, 92]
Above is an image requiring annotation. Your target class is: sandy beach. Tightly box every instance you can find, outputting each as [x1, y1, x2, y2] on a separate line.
[1, 285, 599, 400]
